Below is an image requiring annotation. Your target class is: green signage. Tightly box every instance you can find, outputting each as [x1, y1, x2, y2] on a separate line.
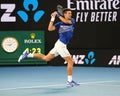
[0, 31, 47, 65]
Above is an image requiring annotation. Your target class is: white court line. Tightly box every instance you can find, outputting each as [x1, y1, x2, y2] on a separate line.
[0, 84, 66, 91]
[80, 80, 120, 85]
[0, 80, 119, 91]
[81, 80, 120, 86]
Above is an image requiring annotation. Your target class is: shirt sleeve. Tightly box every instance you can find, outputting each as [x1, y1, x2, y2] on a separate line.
[54, 22, 61, 29]
[71, 18, 75, 25]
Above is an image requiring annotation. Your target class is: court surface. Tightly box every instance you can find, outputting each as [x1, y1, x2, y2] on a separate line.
[0, 66, 120, 96]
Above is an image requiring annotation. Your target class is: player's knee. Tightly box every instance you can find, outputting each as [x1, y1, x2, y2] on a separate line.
[67, 59, 74, 65]
[43, 57, 51, 62]
[71, 60, 74, 65]
[72, 58, 74, 64]
[67, 60, 74, 69]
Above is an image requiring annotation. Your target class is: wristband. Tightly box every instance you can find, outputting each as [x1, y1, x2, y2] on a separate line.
[56, 13, 61, 18]
[50, 17, 55, 22]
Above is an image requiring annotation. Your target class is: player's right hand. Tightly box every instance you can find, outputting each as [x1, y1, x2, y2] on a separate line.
[51, 11, 57, 18]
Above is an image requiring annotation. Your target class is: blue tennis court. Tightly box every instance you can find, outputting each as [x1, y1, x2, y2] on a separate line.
[0, 66, 120, 96]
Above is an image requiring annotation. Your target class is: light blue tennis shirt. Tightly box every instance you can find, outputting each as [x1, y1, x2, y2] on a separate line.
[54, 18, 75, 45]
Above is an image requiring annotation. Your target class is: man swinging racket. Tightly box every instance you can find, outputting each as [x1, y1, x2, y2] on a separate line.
[18, 7, 79, 87]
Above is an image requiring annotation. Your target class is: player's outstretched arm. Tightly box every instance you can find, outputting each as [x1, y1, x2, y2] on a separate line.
[48, 12, 56, 31]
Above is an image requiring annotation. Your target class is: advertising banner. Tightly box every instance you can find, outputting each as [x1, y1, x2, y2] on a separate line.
[0, 31, 47, 65]
[49, 49, 120, 67]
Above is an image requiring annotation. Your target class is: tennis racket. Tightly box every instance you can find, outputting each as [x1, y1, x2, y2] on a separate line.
[57, 5, 64, 16]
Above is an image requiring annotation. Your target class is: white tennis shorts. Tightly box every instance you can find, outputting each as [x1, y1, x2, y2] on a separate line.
[49, 40, 71, 58]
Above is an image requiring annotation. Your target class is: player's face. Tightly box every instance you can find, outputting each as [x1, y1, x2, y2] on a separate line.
[64, 11, 72, 19]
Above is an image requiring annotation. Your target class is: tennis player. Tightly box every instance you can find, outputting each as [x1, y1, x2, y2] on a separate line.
[18, 8, 79, 87]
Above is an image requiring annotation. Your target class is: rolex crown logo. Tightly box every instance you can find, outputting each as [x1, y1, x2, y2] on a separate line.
[30, 33, 36, 39]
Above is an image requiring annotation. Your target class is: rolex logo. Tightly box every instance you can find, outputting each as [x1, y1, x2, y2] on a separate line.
[24, 33, 41, 44]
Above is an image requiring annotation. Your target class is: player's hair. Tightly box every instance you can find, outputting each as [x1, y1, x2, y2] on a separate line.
[63, 8, 72, 14]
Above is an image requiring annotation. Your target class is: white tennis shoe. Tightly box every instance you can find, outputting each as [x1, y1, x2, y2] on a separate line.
[67, 80, 80, 87]
[18, 50, 29, 62]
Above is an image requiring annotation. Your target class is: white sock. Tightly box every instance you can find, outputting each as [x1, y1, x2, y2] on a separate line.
[27, 53, 34, 58]
[68, 75, 72, 82]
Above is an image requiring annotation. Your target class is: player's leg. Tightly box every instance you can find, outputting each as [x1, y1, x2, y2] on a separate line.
[57, 43, 80, 87]
[56, 44, 73, 82]
[63, 56, 74, 81]
[18, 49, 56, 62]
[18, 43, 58, 62]
[33, 53, 55, 62]
[63, 56, 80, 87]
